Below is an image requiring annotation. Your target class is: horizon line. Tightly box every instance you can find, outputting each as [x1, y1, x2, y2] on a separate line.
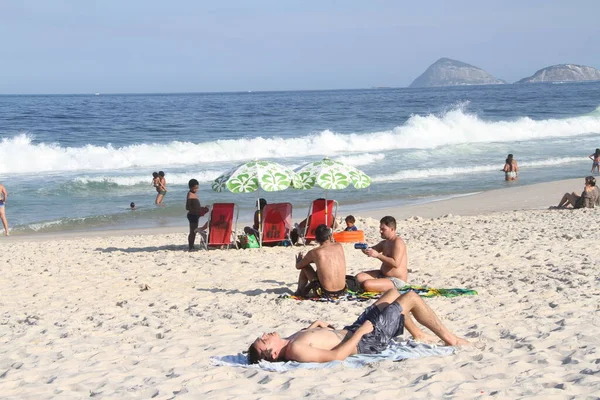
[0, 80, 597, 96]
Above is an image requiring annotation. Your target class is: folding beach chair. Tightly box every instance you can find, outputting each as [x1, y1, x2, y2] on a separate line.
[302, 199, 338, 245]
[260, 202, 293, 246]
[199, 203, 239, 250]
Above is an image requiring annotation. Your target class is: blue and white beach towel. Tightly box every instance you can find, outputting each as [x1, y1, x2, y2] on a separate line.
[210, 340, 455, 371]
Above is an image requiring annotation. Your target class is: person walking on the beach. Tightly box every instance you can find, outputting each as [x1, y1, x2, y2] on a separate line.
[503, 154, 519, 181]
[0, 183, 8, 236]
[247, 288, 468, 363]
[156, 171, 167, 205]
[294, 224, 347, 298]
[355, 216, 408, 292]
[589, 148, 600, 174]
[186, 179, 209, 251]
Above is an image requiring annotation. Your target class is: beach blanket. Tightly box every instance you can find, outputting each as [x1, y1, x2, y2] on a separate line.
[280, 285, 477, 302]
[210, 340, 455, 371]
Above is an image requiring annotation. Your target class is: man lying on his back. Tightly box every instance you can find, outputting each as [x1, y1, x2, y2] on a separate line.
[247, 289, 468, 363]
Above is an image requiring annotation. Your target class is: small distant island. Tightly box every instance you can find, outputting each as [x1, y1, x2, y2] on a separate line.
[408, 59, 600, 87]
[516, 64, 600, 83]
[409, 58, 506, 88]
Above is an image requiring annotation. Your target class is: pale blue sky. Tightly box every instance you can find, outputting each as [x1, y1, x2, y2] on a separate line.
[1, 0, 598, 94]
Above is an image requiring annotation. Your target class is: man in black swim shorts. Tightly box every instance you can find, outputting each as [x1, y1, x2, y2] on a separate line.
[247, 289, 469, 363]
[294, 224, 347, 298]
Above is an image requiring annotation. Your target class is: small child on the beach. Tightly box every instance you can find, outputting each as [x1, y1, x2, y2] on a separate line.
[344, 215, 358, 231]
[589, 148, 600, 174]
[130, 202, 136, 210]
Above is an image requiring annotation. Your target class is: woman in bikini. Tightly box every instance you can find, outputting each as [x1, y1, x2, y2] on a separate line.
[503, 154, 519, 181]
[186, 179, 209, 251]
[589, 148, 600, 174]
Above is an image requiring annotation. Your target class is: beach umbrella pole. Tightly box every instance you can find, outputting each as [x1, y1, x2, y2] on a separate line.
[324, 190, 328, 228]
[257, 192, 262, 248]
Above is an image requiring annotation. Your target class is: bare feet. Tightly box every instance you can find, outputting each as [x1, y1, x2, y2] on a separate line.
[449, 337, 470, 347]
[411, 332, 440, 344]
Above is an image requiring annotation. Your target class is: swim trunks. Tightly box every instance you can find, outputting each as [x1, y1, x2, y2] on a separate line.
[378, 273, 408, 290]
[317, 285, 347, 298]
[344, 302, 405, 354]
[159, 190, 167, 196]
[187, 212, 200, 224]
[505, 171, 517, 179]
[305, 280, 347, 298]
[0, 200, 4, 207]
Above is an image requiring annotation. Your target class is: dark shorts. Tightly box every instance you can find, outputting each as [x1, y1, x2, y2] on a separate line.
[317, 284, 347, 298]
[187, 213, 200, 224]
[305, 280, 347, 298]
[344, 302, 405, 354]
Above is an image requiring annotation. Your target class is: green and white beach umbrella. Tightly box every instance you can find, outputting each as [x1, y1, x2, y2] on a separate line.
[292, 158, 371, 226]
[292, 158, 372, 190]
[211, 160, 296, 193]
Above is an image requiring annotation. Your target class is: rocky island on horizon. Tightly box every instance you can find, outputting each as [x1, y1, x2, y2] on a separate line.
[409, 58, 506, 88]
[408, 58, 600, 88]
[516, 64, 600, 83]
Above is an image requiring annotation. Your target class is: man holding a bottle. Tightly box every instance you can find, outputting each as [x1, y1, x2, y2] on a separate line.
[355, 216, 408, 292]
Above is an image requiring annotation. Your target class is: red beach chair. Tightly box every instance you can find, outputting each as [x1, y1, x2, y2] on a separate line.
[302, 199, 338, 244]
[199, 203, 239, 250]
[260, 202, 293, 246]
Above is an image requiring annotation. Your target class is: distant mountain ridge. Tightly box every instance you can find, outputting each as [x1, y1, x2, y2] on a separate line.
[409, 58, 506, 88]
[516, 64, 600, 83]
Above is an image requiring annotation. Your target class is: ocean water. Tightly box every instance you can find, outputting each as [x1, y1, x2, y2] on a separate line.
[1, 82, 599, 234]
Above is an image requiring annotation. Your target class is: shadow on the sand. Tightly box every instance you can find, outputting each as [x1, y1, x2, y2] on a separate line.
[95, 244, 188, 253]
[195, 281, 292, 296]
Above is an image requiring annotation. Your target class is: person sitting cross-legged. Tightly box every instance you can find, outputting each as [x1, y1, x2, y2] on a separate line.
[294, 224, 347, 298]
[247, 288, 469, 363]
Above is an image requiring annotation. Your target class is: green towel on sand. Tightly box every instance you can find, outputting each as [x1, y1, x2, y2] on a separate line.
[281, 285, 477, 302]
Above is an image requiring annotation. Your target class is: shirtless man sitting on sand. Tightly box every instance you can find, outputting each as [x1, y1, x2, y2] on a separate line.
[248, 288, 468, 363]
[294, 224, 347, 298]
[356, 216, 408, 292]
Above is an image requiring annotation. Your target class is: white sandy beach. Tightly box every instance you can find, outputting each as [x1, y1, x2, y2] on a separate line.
[1, 178, 599, 399]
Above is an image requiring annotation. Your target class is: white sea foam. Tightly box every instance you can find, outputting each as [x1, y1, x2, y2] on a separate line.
[333, 153, 386, 167]
[372, 157, 585, 182]
[73, 170, 225, 187]
[1, 107, 599, 175]
[25, 218, 82, 232]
